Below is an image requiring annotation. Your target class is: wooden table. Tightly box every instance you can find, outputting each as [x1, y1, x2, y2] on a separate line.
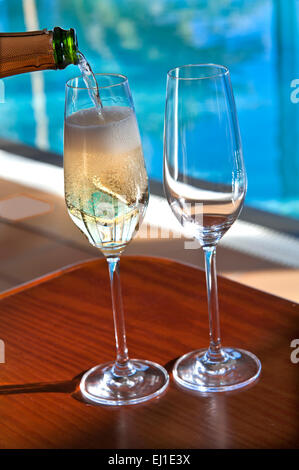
[0, 256, 298, 449]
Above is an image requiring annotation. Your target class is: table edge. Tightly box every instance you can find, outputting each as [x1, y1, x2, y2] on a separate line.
[0, 254, 298, 309]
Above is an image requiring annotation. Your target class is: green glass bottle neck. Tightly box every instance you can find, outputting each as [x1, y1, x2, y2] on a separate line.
[52, 27, 78, 69]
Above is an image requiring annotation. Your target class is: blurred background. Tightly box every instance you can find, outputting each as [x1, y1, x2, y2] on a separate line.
[1, 0, 299, 218]
[0, 0, 299, 300]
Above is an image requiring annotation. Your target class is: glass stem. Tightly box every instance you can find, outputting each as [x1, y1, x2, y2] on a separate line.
[107, 257, 135, 377]
[203, 246, 224, 362]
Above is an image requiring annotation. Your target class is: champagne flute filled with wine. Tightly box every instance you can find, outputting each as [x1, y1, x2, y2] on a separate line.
[64, 74, 169, 405]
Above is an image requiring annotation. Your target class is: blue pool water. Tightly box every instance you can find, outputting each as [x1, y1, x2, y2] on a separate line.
[1, 0, 299, 220]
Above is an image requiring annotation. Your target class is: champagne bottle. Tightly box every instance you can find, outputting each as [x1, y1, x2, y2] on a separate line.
[0, 27, 78, 79]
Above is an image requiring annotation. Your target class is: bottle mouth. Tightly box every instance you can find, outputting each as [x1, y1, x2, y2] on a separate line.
[167, 63, 229, 81]
[69, 28, 78, 64]
[52, 27, 78, 67]
[66, 73, 128, 90]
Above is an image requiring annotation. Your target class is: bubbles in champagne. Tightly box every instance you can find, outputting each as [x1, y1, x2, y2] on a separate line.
[65, 106, 148, 204]
[64, 106, 148, 254]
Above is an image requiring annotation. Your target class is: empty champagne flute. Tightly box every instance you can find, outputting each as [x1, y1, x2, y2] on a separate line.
[64, 73, 169, 405]
[164, 64, 261, 392]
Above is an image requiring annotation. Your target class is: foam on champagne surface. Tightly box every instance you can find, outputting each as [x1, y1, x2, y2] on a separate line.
[65, 106, 141, 155]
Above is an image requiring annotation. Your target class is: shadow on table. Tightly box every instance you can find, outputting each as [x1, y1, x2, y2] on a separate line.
[0, 372, 84, 396]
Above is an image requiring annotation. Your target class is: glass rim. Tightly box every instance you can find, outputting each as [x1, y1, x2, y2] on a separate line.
[167, 63, 229, 81]
[65, 73, 128, 90]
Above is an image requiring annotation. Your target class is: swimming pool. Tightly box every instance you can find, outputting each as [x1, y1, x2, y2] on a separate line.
[1, 0, 299, 220]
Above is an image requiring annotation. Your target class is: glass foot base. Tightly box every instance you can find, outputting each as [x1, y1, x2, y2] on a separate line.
[173, 348, 261, 392]
[80, 359, 169, 406]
